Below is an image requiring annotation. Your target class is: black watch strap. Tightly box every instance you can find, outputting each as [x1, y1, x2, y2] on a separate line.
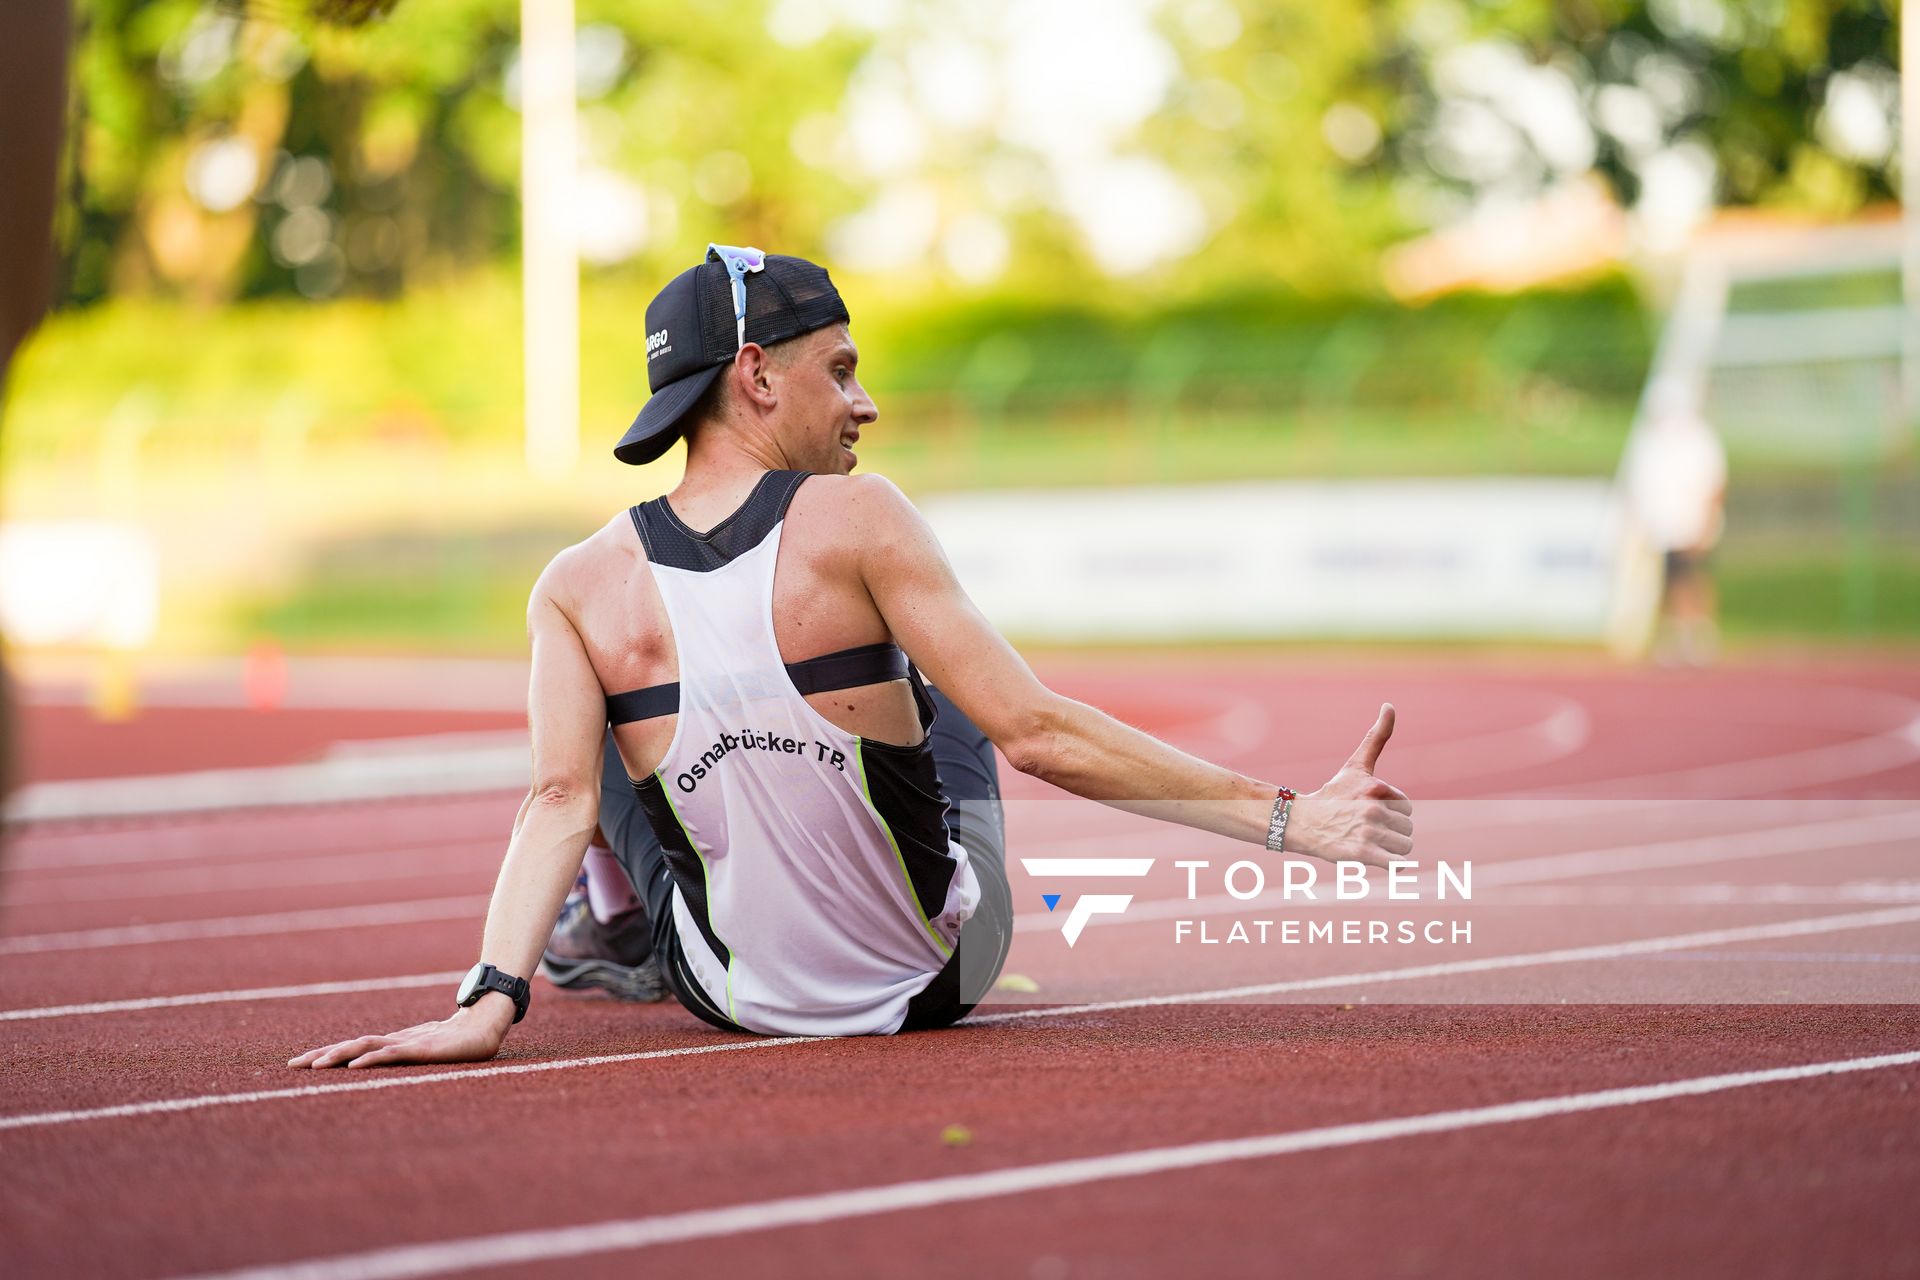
[457, 962, 530, 1023]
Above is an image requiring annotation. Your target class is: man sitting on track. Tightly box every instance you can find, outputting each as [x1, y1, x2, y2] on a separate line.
[292, 247, 1414, 1065]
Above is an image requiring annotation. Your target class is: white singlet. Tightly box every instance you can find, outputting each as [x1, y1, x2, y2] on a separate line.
[626, 471, 980, 1036]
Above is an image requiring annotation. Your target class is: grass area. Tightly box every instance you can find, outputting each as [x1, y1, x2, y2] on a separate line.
[860, 401, 1637, 492]
[14, 269, 1912, 652]
[242, 551, 1920, 654]
[239, 520, 1920, 655]
[249, 569, 535, 654]
[1717, 553, 1920, 639]
[1726, 268, 1901, 313]
[2, 272, 1651, 469]
[244, 523, 555, 654]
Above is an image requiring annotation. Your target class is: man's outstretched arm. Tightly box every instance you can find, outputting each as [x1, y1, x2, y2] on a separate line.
[291, 578, 605, 1068]
[846, 476, 1413, 868]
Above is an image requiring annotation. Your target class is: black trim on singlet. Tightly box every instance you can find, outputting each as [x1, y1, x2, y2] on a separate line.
[632, 774, 733, 971]
[856, 668, 960, 925]
[607, 470, 909, 725]
[606, 642, 909, 726]
[629, 469, 811, 573]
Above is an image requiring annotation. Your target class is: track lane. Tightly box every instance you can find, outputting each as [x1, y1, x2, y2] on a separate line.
[524, 1049, 1920, 1280]
[5, 660, 1918, 1279]
[3, 1005, 1915, 1279]
[6, 902, 1917, 1121]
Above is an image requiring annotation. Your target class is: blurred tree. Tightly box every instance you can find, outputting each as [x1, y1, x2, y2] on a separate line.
[55, 0, 1898, 309]
[1150, 0, 1404, 293]
[1372, 0, 1898, 242]
[63, 0, 872, 304]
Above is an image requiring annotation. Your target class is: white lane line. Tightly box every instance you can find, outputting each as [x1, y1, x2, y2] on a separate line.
[0, 972, 468, 1023]
[1484, 883, 1920, 905]
[3, 675, 1247, 827]
[175, 1048, 1920, 1280]
[9, 803, 1915, 999]
[1652, 950, 1920, 965]
[4, 905, 1915, 1132]
[0, 897, 490, 956]
[979, 905, 1920, 1022]
[0, 811, 1143, 951]
[18, 656, 532, 714]
[1507, 688, 1920, 800]
[8, 809, 511, 871]
[1474, 806, 1920, 886]
[0, 817, 1139, 970]
[6, 751, 529, 824]
[14, 881, 1905, 1025]
[1179, 693, 1589, 798]
[1351, 695, 1589, 785]
[1, 847, 495, 907]
[1016, 805, 1920, 933]
[0, 1038, 824, 1133]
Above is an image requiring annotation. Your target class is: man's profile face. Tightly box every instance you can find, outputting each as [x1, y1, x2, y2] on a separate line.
[769, 323, 877, 476]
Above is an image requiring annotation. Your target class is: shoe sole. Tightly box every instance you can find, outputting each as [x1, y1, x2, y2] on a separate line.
[540, 953, 668, 1003]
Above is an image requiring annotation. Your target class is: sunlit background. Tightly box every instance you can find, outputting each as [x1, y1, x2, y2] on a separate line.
[0, 0, 1911, 687]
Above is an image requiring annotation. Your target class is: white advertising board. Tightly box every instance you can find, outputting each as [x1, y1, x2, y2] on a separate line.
[0, 521, 159, 650]
[920, 478, 1624, 641]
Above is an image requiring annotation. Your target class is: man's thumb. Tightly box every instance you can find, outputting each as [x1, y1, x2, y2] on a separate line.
[1347, 703, 1396, 773]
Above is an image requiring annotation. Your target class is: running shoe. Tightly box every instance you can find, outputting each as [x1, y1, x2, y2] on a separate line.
[540, 877, 667, 1002]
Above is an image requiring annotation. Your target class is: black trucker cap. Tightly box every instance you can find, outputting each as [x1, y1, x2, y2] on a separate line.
[614, 245, 851, 466]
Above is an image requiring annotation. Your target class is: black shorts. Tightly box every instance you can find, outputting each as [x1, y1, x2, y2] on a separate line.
[1663, 549, 1709, 583]
[596, 685, 1013, 1035]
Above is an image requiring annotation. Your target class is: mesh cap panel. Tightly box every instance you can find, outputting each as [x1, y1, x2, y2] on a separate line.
[696, 255, 850, 361]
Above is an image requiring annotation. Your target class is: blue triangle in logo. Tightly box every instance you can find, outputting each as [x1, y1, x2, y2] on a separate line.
[1042, 894, 1061, 912]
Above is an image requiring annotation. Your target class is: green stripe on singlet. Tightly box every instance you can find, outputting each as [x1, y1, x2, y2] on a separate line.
[654, 771, 737, 1025]
[852, 739, 954, 961]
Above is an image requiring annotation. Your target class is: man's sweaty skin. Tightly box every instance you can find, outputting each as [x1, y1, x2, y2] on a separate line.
[292, 323, 1413, 1068]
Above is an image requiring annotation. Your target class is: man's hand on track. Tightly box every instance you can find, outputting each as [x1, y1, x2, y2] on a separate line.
[289, 1007, 510, 1069]
[1292, 703, 1414, 869]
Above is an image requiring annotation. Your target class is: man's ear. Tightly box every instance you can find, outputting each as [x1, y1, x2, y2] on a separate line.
[734, 343, 779, 411]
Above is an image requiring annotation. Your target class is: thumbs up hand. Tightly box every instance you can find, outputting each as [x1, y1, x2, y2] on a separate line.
[1287, 704, 1414, 869]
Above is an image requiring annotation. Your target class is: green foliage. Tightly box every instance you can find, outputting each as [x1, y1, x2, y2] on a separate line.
[60, 0, 1897, 311]
[62, 0, 874, 304]
[1150, 0, 1405, 291]
[1374, 0, 1898, 219]
[863, 274, 1651, 415]
[4, 272, 1649, 470]
[242, 526, 1920, 653]
[1718, 553, 1920, 638]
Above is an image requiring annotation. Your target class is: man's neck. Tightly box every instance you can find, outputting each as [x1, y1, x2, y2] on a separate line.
[672, 430, 794, 519]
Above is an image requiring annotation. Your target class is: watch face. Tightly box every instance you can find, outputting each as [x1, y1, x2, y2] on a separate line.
[456, 963, 488, 1006]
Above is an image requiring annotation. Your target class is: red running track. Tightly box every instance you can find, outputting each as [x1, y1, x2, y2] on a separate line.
[2, 656, 1918, 1279]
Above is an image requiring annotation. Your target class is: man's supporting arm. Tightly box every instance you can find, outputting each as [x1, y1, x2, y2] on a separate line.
[848, 476, 1413, 868]
[291, 578, 605, 1068]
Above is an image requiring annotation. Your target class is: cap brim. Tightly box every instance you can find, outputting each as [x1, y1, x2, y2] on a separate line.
[614, 362, 725, 466]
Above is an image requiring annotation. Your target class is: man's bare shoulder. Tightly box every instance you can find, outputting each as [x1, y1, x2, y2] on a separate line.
[791, 471, 922, 541]
[530, 510, 644, 614]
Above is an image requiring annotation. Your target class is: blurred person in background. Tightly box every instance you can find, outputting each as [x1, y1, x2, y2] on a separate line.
[0, 0, 72, 819]
[292, 246, 1414, 1063]
[1622, 376, 1728, 666]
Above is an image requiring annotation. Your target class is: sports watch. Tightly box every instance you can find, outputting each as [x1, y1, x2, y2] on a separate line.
[456, 962, 530, 1023]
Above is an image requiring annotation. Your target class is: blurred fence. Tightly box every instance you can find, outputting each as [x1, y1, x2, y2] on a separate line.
[1603, 221, 1920, 644]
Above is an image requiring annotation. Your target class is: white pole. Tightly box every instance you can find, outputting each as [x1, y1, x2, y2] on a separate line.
[1903, 0, 1919, 431]
[521, 0, 579, 478]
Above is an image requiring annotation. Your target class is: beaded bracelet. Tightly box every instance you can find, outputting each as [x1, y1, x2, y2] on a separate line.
[1265, 785, 1297, 854]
